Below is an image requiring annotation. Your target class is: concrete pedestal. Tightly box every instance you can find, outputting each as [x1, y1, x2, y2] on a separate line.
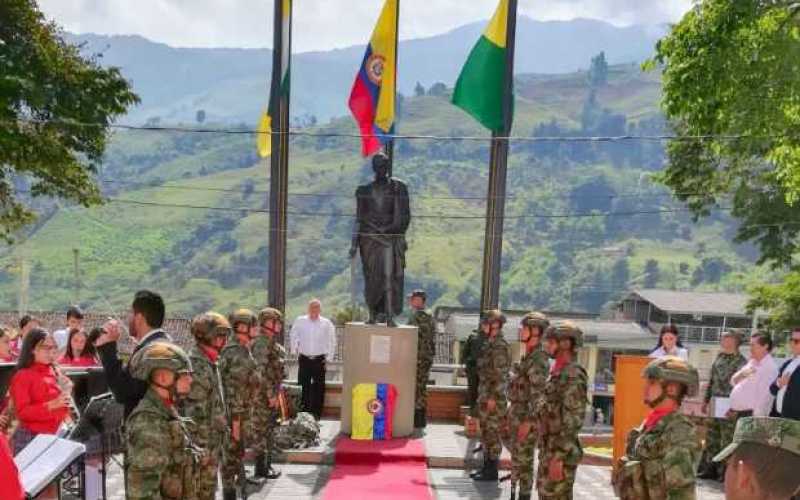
[341, 322, 418, 438]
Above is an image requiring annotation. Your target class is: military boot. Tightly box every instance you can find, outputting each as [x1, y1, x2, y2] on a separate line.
[414, 409, 425, 428]
[472, 458, 499, 481]
[265, 455, 282, 479]
[517, 493, 531, 500]
[248, 455, 268, 486]
[223, 488, 237, 500]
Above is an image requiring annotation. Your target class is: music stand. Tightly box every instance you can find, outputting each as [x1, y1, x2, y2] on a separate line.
[0, 362, 15, 399]
[68, 392, 125, 500]
[15, 434, 86, 500]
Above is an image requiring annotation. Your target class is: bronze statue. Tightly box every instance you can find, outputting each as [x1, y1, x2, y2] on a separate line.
[349, 153, 411, 326]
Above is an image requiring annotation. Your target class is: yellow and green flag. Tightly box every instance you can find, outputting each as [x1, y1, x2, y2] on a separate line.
[452, 0, 511, 132]
[258, 0, 292, 158]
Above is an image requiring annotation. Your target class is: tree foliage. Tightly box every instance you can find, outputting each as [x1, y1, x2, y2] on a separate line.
[0, 0, 138, 240]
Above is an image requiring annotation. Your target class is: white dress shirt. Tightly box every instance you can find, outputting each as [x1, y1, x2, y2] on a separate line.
[777, 356, 800, 413]
[290, 315, 336, 359]
[729, 354, 779, 416]
[53, 328, 70, 350]
[648, 346, 689, 361]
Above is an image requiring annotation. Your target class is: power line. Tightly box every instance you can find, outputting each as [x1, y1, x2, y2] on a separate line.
[11, 117, 793, 143]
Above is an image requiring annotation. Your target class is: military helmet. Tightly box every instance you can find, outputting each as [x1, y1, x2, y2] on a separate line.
[258, 307, 283, 325]
[191, 311, 231, 344]
[483, 309, 506, 325]
[130, 342, 192, 381]
[642, 356, 700, 397]
[409, 289, 427, 301]
[230, 308, 257, 328]
[714, 417, 800, 462]
[550, 320, 584, 348]
[520, 311, 550, 333]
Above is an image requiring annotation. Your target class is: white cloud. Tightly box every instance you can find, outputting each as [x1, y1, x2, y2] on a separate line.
[37, 0, 691, 52]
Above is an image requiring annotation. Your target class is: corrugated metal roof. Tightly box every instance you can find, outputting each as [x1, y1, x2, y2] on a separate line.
[627, 289, 752, 317]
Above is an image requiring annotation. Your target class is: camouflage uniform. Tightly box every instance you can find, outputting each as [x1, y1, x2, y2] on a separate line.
[537, 322, 588, 500]
[126, 342, 197, 500]
[698, 349, 746, 478]
[180, 313, 230, 500]
[250, 310, 286, 464]
[407, 303, 435, 422]
[476, 329, 511, 461]
[218, 323, 259, 492]
[615, 356, 701, 500]
[463, 327, 488, 413]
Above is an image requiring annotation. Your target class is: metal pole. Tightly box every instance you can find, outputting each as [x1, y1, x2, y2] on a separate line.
[73, 248, 80, 304]
[479, 0, 517, 312]
[268, 0, 292, 327]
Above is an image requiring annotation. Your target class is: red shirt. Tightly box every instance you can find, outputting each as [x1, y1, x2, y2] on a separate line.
[10, 362, 69, 434]
[57, 354, 98, 367]
[0, 434, 23, 500]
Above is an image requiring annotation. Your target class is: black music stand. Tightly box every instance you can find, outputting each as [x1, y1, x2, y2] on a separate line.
[15, 434, 86, 500]
[68, 392, 124, 500]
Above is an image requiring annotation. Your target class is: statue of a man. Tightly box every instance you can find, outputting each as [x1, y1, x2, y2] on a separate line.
[349, 153, 411, 326]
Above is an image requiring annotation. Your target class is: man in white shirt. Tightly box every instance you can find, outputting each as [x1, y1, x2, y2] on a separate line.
[53, 305, 84, 351]
[729, 332, 779, 418]
[290, 299, 336, 420]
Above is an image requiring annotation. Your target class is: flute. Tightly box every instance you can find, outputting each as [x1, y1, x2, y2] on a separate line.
[53, 364, 81, 438]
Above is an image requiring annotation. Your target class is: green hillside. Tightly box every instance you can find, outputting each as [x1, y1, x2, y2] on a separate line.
[0, 64, 771, 321]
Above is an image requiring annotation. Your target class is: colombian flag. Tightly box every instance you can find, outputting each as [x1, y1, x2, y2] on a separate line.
[348, 0, 398, 157]
[257, 0, 292, 158]
[351, 382, 398, 440]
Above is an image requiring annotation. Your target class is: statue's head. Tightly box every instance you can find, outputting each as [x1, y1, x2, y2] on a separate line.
[372, 152, 390, 180]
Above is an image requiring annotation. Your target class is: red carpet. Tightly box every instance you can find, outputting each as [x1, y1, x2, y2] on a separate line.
[322, 438, 432, 500]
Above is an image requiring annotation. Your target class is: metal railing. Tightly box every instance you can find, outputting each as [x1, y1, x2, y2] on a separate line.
[649, 322, 753, 344]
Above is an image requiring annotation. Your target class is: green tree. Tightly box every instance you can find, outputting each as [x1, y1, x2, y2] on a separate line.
[414, 81, 425, 97]
[644, 259, 660, 288]
[588, 51, 608, 88]
[427, 82, 448, 97]
[648, 0, 800, 324]
[195, 109, 206, 124]
[0, 0, 138, 240]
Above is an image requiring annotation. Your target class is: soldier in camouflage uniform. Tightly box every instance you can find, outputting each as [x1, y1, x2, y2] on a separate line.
[180, 312, 231, 500]
[503, 312, 550, 500]
[126, 341, 198, 500]
[613, 356, 700, 500]
[471, 309, 511, 482]
[250, 307, 286, 480]
[407, 289, 435, 429]
[463, 314, 490, 415]
[697, 330, 746, 481]
[537, 321, 588, 500]
[713, 417, 800, 500]
[219, 309, 261, 500]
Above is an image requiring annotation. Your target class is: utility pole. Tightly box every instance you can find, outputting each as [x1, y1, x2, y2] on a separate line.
[73, 248, 80, 303]
[18, 257, 29, 315]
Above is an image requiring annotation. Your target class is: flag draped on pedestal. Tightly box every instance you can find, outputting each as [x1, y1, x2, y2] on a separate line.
[351, 382, 398, 440]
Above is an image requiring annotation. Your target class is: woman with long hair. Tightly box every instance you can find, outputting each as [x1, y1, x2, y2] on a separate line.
[649, 324, 689, 361]
[9, 329, 70, 454]
[0, 327, 15, 363]
[57, 328, 98, 367]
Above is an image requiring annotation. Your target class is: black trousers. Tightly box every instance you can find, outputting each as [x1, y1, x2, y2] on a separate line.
[298, 354, 326, 419]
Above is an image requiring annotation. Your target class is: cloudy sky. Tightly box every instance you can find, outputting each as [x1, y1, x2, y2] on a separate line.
[38, 0, 692, 52]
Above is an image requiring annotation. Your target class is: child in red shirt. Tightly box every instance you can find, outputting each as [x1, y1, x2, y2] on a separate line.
[57, 328, 98, 368]
[9, 329, 70, 454]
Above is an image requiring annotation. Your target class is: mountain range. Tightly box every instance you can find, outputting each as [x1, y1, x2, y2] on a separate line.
[66, 17, 665, 124]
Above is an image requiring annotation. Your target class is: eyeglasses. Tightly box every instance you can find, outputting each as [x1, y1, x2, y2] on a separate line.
[36, 344, 56, 351]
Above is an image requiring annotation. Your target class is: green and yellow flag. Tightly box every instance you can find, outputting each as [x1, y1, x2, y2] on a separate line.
[258, 0, 292, 158]
[451, 0, 511, 132]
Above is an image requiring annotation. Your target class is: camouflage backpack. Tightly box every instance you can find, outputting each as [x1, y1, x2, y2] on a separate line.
[273, 412, 321, 450]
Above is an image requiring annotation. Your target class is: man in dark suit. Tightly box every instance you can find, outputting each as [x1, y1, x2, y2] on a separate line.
[95, 290, 171, 418]
[770, 329, 800, 420]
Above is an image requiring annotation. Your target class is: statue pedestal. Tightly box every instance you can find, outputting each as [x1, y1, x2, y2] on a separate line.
[341, 322, 418, 438]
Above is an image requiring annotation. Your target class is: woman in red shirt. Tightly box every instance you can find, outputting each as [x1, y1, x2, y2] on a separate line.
[9, 329, 70, 454]
[57, 328, 98, 367]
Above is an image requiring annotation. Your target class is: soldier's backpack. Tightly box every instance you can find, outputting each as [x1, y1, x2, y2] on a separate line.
[273, 412, 321, 450]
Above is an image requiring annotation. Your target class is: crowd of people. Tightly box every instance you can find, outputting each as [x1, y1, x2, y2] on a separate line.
[0, 289, 799, 499]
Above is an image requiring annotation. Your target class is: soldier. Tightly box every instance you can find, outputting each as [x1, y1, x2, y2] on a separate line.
[126, 341, 197, 500]
[180, 312, 230, 500]
[219, 308, 261, 500]
[713, 417, 800, 500]
[613, 356, 700, 500]
[537, 321, 588, 500]
[463, 313, 490, 414]
[697, 330, 746, 481]
[504, 312, 550, 500]
[250, 307, 286, 480]
[471, 309, 511, 482]
[407, 289, 435, 429]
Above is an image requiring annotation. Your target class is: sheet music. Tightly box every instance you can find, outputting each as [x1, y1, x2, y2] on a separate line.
[15, 434, 86, 496]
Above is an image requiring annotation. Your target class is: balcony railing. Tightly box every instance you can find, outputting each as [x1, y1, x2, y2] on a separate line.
[649, 322, 753, 344]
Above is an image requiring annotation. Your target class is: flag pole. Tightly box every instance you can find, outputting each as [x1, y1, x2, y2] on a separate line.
[386, 0, 399, 178]
[268, 0, 292, 323]
[479, 0, 517, 312]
